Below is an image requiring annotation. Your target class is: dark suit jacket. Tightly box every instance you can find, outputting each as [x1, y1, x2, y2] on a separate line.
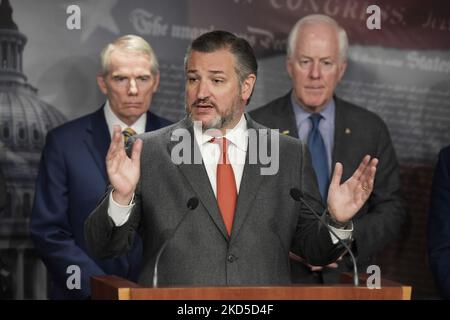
[250, 92, 406, 283]
[428, 145, 450, 299]
[85, 115, 346, 286]
[0, 168, 6, 212]
[30, 106, 171, 299]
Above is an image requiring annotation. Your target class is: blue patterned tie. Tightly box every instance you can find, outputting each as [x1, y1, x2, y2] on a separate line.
[307, 113, 329, 202]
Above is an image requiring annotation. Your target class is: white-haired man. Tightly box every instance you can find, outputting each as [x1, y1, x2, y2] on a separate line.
[30, 35, 172, 299]
[250, 15, 406, 284]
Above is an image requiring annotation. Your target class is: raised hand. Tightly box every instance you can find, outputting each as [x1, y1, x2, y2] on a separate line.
[327, 155, 378, 222]
[106, 125, 143, 205]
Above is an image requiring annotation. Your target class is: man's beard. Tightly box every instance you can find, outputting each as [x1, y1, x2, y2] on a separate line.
[187, 97, 241, 132]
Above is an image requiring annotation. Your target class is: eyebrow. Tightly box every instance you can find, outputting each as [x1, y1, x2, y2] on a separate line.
[299, 55, 333, 60]
[111, 71, 152, 77]
[187, 69, 226, 75]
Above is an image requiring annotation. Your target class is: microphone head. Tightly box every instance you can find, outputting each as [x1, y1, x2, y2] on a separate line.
[186, 197, 199, 210]
[290, 188, 302, 201]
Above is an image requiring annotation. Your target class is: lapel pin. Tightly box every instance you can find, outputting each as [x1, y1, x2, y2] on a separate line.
[281, 130, 290, 135]
[345, 128, 351, 135]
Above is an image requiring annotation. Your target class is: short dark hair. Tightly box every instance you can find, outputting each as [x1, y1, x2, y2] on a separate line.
[185, 30, 258, 104]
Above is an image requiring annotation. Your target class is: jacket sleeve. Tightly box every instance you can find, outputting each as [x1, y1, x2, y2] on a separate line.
[85, 186, 142, 261]
[30, 131, 105, 299]
[352, 122, 407, 261]
[291, 141, 347, 266]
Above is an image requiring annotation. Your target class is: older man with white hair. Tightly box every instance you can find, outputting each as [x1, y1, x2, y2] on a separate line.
[30, 35, 172, 299]
[250, 14, 406, 284]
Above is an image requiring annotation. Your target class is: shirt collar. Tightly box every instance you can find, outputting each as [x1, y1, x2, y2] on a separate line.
[290, 92, 335, 125]
[104, 100, 147, 137]
[193, 114, 248, 152]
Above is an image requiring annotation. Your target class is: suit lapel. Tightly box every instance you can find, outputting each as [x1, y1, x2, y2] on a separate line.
[145, 111, 157, 131]
[145, 111, 153, 132]
[167, 119, 229, 239]
[84, 109, 158, 183]
[332, 97, 351, 176]
[229, 115, 266, 242]
[277, 92, 300, 139]
[166, 116, 268, 241]
[230, 152, 264, 242]
[84, 107, 110, 182]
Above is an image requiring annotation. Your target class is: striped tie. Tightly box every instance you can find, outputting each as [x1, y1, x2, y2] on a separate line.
[122, 127, 137, 146]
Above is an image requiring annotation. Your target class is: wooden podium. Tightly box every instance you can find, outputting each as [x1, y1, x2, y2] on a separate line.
[91, 275, 411, 300]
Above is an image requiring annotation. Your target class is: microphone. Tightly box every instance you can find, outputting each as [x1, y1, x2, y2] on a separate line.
[152, 197, 199, 287]
[289, 188, 359, 287]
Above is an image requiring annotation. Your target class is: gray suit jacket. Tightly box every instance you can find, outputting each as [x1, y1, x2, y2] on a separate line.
[250, 92, 407, 282]
[85, 115, 345, 286]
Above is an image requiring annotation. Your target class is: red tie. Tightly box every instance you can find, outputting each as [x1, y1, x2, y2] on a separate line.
[214, 137, 237, 235]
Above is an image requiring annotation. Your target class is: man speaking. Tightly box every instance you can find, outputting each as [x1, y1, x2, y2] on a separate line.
[85, 30, 378, 286]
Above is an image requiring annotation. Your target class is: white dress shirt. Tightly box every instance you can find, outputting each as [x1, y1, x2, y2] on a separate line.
[194, 114, 247, 196]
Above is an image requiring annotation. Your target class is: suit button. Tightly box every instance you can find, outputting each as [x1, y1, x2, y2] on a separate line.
[227, 254, 236, 263]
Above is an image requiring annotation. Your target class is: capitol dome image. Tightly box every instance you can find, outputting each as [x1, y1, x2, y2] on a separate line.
[0, 0, 66, 299]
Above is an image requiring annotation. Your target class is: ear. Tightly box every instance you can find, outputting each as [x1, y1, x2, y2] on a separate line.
[151, 72, 160, 93]
[337, 59, 347, 81]
[96, 75, 108, 95]
[241, 74, 257, 102]
[285, 58, 294, 79]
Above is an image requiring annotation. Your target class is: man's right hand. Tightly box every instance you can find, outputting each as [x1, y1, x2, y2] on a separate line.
[106, 125, 143, 205]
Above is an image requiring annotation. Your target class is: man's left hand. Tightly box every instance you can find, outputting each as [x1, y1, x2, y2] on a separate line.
[327, 155, 378, 223]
